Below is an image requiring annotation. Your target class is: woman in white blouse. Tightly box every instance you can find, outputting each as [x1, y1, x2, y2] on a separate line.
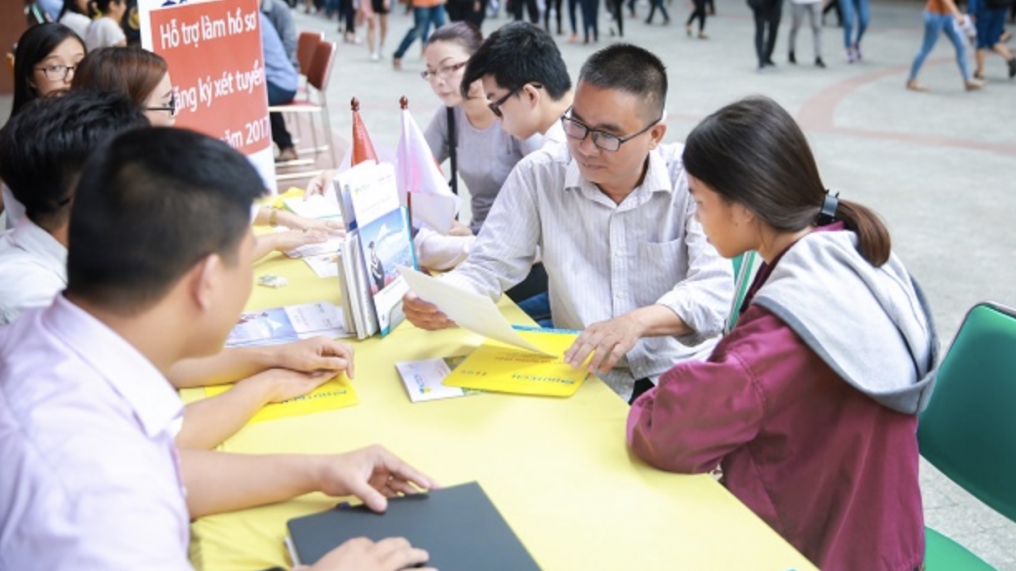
[58, 0, 93, 38]
[84, 0, 127, 51]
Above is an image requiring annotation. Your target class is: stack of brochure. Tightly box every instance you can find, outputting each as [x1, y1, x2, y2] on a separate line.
[331, 161, 418, 339]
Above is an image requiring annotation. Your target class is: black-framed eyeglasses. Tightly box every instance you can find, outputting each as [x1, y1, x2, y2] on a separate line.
[560, 108, 662, 152]
[146, 92, 178, 116]
[420, 60, 468, 81]
[487, 83, 542, 119]
[36, 64, 76, 81]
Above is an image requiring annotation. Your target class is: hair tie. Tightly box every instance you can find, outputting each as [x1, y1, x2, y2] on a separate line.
[817, 190, 840, 226]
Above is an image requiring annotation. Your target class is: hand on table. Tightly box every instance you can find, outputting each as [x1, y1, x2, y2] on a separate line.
[245, 368, 337, 403]
[272, 336, 356, 379]
[315, 445, 440, 512]
[304, 537, 434, 571]
[564, 313, 645, 374]
[270, 228, 330, 253]
[402, 292, 456, 330]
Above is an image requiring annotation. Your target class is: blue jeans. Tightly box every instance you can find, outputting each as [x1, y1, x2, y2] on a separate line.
[909, 11, 970, 81]
[393, 6, 446, 58]
[517, 292, 553, 328]
[840, 0, 869, 47]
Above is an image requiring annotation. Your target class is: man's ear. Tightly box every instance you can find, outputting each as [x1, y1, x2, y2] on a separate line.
[522, 83, 542, 108]
[188, 254, 223, 312]
[648, 122, 668, 150]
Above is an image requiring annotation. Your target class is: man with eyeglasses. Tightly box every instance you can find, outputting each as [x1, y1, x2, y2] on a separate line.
[460, 22, 573, 154]
[404, 44, 733, 404]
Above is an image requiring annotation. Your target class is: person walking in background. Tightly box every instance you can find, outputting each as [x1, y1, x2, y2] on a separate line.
[749, 0, 783, 70]
[339, 0, 359, 42]
[822, 0, 842, 26]
[446, 0, 486, 27]
[512, 0, 539, 22]
[972, 0, 1016, 79]
[906, 0, 983, 91]
[545, 0, 564, 33]
[365, 0, 390, 60]
[686, 0, 708, 37]
[567, 0, 581, 41]
[645, 0, 670, 24]
[578, 0, 599, 42]
[392, 0, 446, 69]
[606, 0, 625, 36]
[840, 0, 868, 61]
[788, 0, 825, 67]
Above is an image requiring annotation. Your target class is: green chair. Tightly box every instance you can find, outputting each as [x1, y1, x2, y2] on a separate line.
[918, 302, 1016, 569]
[726, 251, 759, 332]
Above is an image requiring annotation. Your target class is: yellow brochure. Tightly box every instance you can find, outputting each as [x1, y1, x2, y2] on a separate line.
[442, 328, 591, 397]
[203, 375, 358, 424]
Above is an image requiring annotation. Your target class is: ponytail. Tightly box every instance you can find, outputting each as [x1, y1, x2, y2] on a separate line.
[836, 199, 891, 267]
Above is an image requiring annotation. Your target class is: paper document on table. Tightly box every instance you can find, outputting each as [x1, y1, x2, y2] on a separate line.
[303, 252, 341, 278]
[397, 266, 552, 356]
[442, 327, 590, 397]
[203, 374, 358, 423]
[395, 355, 482, 402]
[225, 302, 352, 347]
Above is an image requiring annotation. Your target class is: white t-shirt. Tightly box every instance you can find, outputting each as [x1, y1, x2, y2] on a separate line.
[60, 11, 92, 37]
[0, 218, 67, 326]
[1, 184, 25, 231]
[85, 16, 126, 52]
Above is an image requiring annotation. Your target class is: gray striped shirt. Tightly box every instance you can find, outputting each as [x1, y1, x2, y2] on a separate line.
[443, 141, 733, 400]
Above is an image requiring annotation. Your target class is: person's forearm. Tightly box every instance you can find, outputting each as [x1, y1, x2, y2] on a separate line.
[168, 346, 274, 388]
[180, 449, 324, 517]
[252, 232, 285, 260]
[628, 305, 693, 338]
[176, 378, 275, 450]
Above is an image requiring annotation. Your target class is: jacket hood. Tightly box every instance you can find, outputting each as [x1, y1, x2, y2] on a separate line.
[752, 231, 939, 414]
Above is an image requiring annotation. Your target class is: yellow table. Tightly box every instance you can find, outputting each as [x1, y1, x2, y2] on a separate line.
[186, 253, 819, 571]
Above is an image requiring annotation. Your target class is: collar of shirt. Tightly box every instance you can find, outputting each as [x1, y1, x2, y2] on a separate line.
[562, 146, 674, 208]
[8, 218, 68, 283]
[41, 295, 183, 439]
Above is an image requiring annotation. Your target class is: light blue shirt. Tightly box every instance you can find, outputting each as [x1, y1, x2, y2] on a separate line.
[38, 0, 61, 21]
[260, 14, 298, 93]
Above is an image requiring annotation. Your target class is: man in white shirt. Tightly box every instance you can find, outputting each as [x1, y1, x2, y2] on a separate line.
[0, 126, 435, 571]
[0, 91, 359, 451]
[405, 44, 733, 403]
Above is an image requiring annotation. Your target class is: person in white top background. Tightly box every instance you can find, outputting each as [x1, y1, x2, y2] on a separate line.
[58, 0, 94, 38]
[84, 0, 128, 51]
[404, 44, 733, 404]
[3, 23, 86, 230]
[788, 0, 827, 68]
[0, 126, 437, 571]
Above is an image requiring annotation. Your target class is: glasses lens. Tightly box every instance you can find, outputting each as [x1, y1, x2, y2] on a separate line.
[562, 117, 587, 140]
[593, 133, 621, 152]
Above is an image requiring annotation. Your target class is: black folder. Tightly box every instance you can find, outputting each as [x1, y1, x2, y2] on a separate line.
[286, 482, 542, 571]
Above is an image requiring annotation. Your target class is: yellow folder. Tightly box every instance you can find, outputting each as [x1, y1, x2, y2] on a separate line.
[203, 375, 359, 424]
[442, 330, 591, 397]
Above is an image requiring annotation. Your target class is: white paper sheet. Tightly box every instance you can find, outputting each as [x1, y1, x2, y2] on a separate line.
[397, 266, 553, 356]
[395, 356, 477, 402]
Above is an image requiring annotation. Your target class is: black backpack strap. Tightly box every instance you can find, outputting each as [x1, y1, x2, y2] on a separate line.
[446, 106, 458, 195]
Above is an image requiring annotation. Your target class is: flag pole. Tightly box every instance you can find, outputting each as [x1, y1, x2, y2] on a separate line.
[400, 95, 413, 232]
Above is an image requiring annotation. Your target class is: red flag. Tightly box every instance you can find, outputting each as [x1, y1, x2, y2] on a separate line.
[350, 97, 378, 165]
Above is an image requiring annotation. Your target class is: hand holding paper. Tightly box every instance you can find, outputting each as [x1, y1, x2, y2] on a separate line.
[402, 292, 456, 330]
[397, 266, 552, 355]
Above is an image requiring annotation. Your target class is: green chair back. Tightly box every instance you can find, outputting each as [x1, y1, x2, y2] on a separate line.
[918, 302, 1016, 524]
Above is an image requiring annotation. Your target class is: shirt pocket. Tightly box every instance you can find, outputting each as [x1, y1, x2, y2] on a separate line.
[635, 238, 688, 307]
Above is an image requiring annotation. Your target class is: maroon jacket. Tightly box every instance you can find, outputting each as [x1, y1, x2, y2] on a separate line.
[628, 235, 929, 571]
